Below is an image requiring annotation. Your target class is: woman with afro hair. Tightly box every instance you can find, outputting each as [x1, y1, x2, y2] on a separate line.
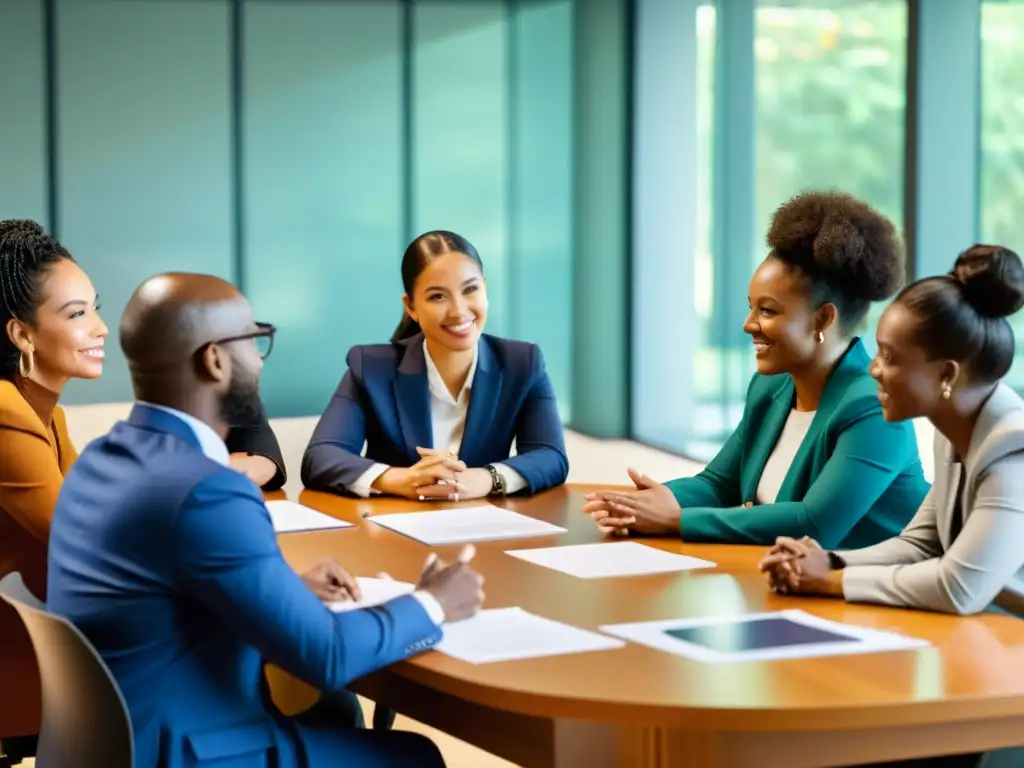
[584, 190, 929, 549]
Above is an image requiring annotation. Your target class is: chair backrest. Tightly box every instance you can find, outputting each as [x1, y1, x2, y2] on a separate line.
[0, 591, 133, 768]
[0, 572, 44, 610]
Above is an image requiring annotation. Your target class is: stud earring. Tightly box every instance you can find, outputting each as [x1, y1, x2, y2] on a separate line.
[816, 331, 824, 344]
[941, 382, 952, 400]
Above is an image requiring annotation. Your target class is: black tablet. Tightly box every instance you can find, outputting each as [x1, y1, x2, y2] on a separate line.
[664, 616, 858, 654]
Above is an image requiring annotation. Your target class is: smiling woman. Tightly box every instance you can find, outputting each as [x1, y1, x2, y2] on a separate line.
[758, 246, 1024, 768]
[0, 218, 107, 747]
[302, 229, 569, 505]
[585, 190, 930, 552]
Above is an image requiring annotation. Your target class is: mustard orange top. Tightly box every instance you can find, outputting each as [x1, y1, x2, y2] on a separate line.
[0, 375, 75, 738]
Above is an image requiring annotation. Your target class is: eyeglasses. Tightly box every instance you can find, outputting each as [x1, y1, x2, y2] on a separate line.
[204, 322, 277, 360]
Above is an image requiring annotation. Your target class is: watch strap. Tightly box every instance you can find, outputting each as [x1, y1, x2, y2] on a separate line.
[827, 551, 846, 570]
[484, 464, 506, 496]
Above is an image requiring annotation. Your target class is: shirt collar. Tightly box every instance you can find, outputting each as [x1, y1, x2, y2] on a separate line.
[422, 339, 477, 407]
[135, 401, 230, 466]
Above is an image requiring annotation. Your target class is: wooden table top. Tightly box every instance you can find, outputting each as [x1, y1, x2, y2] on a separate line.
[275, 485, 1024, 732]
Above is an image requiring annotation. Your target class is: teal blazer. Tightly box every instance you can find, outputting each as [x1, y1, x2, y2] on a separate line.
[670, 339, 929, 549]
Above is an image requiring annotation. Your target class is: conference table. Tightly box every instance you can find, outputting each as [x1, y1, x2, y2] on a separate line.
[270, 484, 1024, 767]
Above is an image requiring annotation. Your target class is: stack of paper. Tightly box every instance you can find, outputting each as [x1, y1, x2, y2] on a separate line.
[600, 609, 928, 663]
[437, 607, 625, 664]
[328, 577, 416, 613]
[506, 541, 716, 579]
[367, 505, 566, 545]
[265, 500, 354, 534]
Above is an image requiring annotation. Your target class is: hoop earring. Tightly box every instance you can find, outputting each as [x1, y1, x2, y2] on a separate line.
[816, 331, 824, 344]
[18, 349, 34, 379]
[941, 381, 952, 400]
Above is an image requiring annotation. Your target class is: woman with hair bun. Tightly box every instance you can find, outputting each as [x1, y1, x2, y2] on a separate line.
[761, 243, 1024, 619]
[586, 190, 929, 547]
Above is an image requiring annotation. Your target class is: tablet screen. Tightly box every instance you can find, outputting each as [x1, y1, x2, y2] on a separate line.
[664, 616, 857, 654]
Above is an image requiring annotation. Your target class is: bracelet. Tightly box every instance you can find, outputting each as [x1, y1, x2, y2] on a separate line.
[484, 464, 507, 496]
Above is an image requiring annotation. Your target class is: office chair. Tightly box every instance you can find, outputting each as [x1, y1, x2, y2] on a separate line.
[0, 574, 41, 767]
[0, 584, 133, 768]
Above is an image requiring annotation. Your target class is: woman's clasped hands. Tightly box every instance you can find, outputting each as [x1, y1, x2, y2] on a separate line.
[582, 468, 683, 536]
[758, 536, 841, 596]
[372, 447, 466, 501]
[371, 447, 495, 502]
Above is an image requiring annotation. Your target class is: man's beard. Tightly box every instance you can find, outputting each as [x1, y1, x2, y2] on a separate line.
[220, 368, 266, 428]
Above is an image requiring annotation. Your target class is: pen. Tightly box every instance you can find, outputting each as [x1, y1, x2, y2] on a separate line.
[328, 572, 359, 601]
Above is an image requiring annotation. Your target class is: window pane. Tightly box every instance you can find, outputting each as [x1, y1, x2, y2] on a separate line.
[0, 0, 47, 225]
[243, 1, 403, 417]
[412, 1, 509, 336]
[631, 0, 706, 453]
[692, 1, 907, 451]
[980, 1, 1024, 390]
[692, 3, 725, 458]
[753, 2, 906, 369]
[510, 0, 573, 419]
[57, 0, 233, 404]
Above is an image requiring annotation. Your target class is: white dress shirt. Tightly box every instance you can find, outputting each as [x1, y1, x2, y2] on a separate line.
[755, 409, 816, 504]
[349, 340, 527, 497]
[138, 402, 445, 624]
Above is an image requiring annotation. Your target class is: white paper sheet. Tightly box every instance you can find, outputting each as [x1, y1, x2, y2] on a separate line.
[366, 506, 566, 545]
[506, 541, 716, 579]
[265, 500, 354, 533]
[600, 609, 928, 663]
[437, 607, 625, 664]
[328, 577, 416, 613]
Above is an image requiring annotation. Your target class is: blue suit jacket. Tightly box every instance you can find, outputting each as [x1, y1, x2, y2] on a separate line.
[301, 333, 569, 495]
[46, 405, 441, 768]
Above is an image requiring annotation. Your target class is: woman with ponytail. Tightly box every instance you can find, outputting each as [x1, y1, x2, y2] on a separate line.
[302, 230, 568, 501]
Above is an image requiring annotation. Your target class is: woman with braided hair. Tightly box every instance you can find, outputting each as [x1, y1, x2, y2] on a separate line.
[0, 220, 292, 752]
[0, 218, 107, 751]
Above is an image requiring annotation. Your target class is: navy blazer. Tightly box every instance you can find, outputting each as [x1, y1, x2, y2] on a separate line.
[301, 333, 569, 495]
[46, 405, 441, 768]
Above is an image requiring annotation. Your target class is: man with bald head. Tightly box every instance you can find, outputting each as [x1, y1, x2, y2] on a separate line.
[47, 273, 482, 767]
[121, 271, 289, 490]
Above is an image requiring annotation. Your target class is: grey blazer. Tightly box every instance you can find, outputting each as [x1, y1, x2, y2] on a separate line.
[840, 383, 1024, 615]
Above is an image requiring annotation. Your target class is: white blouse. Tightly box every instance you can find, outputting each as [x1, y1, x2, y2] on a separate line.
[755, 409, 816, 504]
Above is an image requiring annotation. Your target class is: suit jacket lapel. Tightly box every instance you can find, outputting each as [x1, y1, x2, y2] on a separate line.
[935, 449, 961, 550]
[773, 338, 870, 501]
[459, 338, 501, 467]
[393, 337, 433, 462]
[742, 379, 794, 502]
